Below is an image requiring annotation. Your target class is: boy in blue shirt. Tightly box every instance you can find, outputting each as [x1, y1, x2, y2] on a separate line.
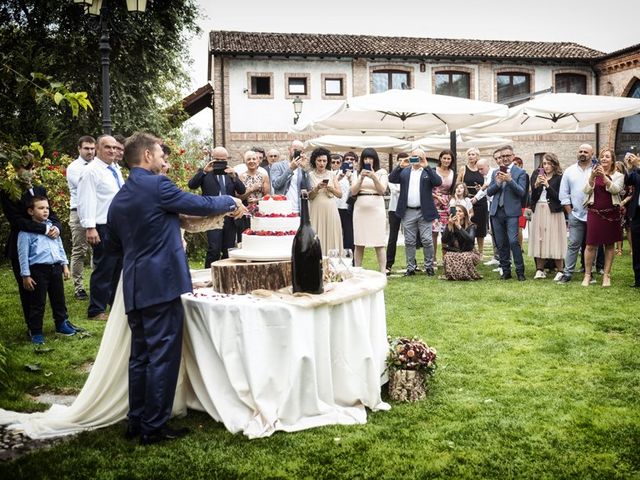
[18, 196, 77, 344]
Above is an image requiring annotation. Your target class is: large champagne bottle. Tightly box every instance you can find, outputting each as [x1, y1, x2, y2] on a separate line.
[291, 190, 324, 294]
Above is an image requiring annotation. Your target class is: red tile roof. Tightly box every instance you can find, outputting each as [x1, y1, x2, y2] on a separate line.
[210, 31, 604, 61]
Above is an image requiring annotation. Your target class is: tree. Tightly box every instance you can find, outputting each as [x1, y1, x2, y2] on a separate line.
[0, 0, 199, 154]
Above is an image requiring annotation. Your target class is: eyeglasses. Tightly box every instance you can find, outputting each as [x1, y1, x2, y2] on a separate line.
[331, 160, 342, 164]
[499, 154, 513, 159]
[268, 154, 279, 157]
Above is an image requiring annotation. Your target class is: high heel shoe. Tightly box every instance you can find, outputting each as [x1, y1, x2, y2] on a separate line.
[602, 274, 611, 288]
[581, 273, 591, 287]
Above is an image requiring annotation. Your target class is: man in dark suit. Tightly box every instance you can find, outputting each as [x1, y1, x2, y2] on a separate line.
[187, 146, 246, 267]
[388, 148, 442, 276]
[625, 153, 640, 287]
[107, 132, 244, 445]
[487, 145, 528, 281]
[0, 154, 65, 335]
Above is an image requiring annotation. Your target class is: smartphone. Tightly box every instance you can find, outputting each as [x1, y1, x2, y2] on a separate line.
[363, 163, 372, 171]
[537, 167, 544, 176]
[499, 165, 508, 173]
[340, 162, 351, 173]
[591, 157, 599, 168]
[449, 206, 457, 216]
[293, 149, 302, 158]
[322, 178, 329, 185]
[409, 156, 420, 164]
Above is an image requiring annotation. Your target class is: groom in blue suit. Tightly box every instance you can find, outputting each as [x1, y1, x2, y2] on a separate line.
[107, 132, 244, 445]
[487, 145, 528, 281]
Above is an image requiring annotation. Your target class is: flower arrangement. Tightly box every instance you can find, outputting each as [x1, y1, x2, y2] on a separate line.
[387, 336, 437, 376]
[387, 336, 437, 402]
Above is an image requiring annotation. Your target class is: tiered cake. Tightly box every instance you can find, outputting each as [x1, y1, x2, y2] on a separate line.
[230, 194, 300, 260]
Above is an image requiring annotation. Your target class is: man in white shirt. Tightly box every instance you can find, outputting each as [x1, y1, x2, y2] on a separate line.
[388, 149, 442, 276]
[66, 135, 95, 300]
[77, 134, 124, 320]
[556, 144, 594, 284]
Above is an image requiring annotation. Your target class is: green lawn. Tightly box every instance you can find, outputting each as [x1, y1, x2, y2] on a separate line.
[0, 248, 639, 479]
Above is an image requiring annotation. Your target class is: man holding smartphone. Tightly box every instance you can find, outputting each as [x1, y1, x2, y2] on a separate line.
[487, 145, 528, 281]
[388, 149, 442, 276]
[271, 139, 310, 212]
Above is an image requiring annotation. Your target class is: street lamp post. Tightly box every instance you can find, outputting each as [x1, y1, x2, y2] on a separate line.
[74, 0, 148, 135]
[292, 96, 303, 125]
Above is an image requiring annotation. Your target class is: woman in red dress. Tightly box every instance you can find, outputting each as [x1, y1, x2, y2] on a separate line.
[582, 148, 625, 287]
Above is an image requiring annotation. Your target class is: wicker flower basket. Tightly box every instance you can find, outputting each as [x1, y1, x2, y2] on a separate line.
[388, 368, 427, 402]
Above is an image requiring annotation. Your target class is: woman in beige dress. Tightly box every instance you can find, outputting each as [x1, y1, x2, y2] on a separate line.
[308, 147, 343, 255]
[350, 147, 389, 272]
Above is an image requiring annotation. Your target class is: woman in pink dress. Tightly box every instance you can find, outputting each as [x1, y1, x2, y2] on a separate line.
[432, 150, 455, 267]
[582, 148, 624, 287]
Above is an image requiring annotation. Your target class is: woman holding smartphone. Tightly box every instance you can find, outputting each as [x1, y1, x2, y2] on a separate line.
[582, 148, 624, 287]
[432, 150, 455, 268]
[308, 147, 343, 255]
[440, 206, 482, 280]
[350, 147, 388, 272]
[528, 152, 565, 279]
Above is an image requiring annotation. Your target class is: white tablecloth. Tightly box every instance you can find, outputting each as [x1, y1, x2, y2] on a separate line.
[0, 270, 390, 439]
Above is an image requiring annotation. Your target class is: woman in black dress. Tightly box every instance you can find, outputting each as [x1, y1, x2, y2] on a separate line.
[457, 147, 488, 257]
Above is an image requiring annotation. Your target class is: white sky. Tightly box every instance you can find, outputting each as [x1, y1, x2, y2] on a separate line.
[183, 0, 639, 131]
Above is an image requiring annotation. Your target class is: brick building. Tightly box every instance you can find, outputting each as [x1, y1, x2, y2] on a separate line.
[185, 31, 640, 170]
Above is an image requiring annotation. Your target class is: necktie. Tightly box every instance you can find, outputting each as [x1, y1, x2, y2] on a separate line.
[107, 164, 121, 188]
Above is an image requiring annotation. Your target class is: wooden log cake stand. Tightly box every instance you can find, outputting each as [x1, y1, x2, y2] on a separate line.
[211, 258, 292, 294]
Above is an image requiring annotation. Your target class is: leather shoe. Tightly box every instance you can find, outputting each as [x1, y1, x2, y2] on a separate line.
[425, 268, 435, 276]
[500, 272, 512, 280]
[517, 273, 526, 281]
[403, 269, 416, 277]
[124, 424, 141, 439]
[140, 426, 190, 445]
[88, 312, 108, 321]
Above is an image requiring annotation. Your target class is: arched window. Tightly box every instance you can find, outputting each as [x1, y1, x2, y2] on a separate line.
[435, 71, 470, 98]
[555, 73, 587, 94]
[615, 79, 640, 158]
[497, 72, 530, 103]
[372, 70, 410, 93]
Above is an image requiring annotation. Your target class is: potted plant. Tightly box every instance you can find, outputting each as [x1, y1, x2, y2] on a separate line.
[387, 336, 437, 402]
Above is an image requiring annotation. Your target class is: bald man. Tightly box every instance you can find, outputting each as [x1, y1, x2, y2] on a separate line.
[557, 144, 595, 284]
[187, 146, 246, 267]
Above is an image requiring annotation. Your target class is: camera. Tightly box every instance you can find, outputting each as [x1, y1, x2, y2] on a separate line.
[409, 156, 420, 164]
[363, 163, 372, 171]
[537, 167, 544, 176]
[449, 206, 457, 216]
[212, 160, 228, 175]
[293, 149, 302, 159]
[340, 162, 352, 173]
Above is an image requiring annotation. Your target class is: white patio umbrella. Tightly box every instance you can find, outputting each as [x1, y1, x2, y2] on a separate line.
[292, 89, 508, 137]
[465, 93, 640, 137]
[304, 135, 413, 153]
[413, 134, 513, 151]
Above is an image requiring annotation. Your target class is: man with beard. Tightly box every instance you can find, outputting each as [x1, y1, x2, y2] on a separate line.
[556, 144, 594, 284]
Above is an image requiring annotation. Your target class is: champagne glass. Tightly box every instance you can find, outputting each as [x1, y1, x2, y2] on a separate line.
[327, 249, 340, 272]
[341, 249, 353, 269]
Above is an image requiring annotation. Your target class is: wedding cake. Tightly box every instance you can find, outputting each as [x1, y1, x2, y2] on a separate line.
[230, 194, 300, 260]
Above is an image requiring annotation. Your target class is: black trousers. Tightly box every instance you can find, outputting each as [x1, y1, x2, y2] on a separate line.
[88, 224, 122, 317]
[26, 263, 68, 335]
[10, 253, 31, 324]
[339, 208, 354, 251]
[631, 210, 640, 285]
[127, 297, 184, 434]
[205, 217, 236, 268]
[386, 210, 401, 269]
